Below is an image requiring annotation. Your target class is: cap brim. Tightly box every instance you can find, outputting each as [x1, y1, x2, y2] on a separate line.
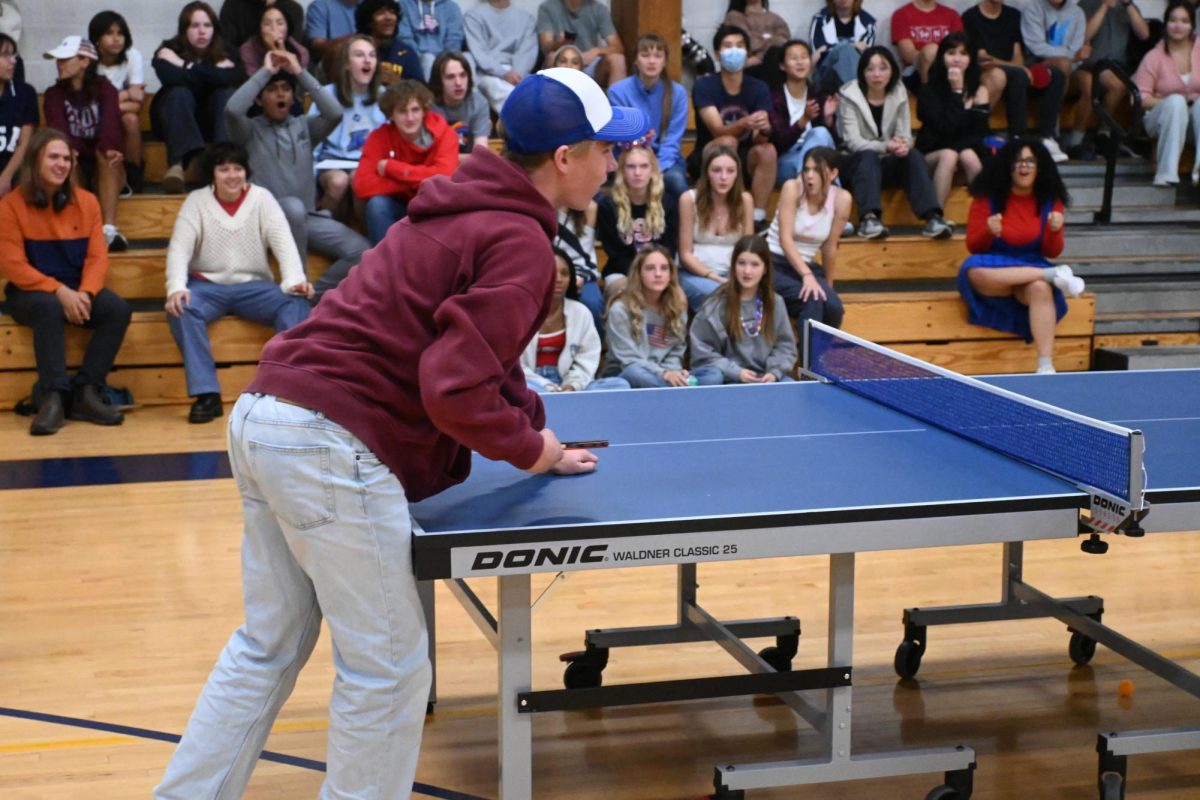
[44, 48, 75, 60]
[592, 106, 651, 144]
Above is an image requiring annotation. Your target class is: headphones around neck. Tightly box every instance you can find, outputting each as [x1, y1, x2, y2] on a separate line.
[33, 186, 70, 212]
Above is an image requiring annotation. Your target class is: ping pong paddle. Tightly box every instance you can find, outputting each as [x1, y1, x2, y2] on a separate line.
[562, 440, 608, 450]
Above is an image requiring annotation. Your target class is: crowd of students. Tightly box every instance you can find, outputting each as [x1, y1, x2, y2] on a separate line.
[3, 0, 1198, 437]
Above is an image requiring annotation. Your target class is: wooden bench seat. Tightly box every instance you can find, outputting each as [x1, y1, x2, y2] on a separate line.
[0, 313, 272, 409]
[841, 290, 1094, 373]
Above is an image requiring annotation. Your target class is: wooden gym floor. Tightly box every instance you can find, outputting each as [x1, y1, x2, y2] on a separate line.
[1, 406, 1197, 799]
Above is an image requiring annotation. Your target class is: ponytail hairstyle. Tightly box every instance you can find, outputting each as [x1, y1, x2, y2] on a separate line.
[618, 244, 687, 343]
[723, 234, 777, 343]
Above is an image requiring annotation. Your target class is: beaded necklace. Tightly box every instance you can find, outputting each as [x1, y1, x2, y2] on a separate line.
[741, 297, 764, 337]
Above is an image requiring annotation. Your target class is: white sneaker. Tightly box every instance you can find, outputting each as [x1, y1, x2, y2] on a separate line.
[1052, 264, 1085, 297]
[1042, 138, 1069, 163]
[1036, 364, 1057, 375]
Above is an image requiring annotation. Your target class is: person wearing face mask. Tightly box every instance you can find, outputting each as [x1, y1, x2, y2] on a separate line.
[164, 141, 312, 424]
[225, 49, 371, 303]
[690, 24, 776, 232]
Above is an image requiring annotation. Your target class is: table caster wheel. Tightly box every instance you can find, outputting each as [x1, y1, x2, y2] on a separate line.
[1069, 631, 1098, 665]
[924, 785, 960, 800]
[563, 660, 603, 689]
[1100, 771, 1124, 800]
[757, 645, 792, 672]
[895, 639, 924, 679]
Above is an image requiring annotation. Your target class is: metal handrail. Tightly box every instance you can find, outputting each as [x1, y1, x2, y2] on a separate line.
[1090, 58, 1142, 224]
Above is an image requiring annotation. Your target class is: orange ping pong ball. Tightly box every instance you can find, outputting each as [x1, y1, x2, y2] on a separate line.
[1117, 679, 1135, 697]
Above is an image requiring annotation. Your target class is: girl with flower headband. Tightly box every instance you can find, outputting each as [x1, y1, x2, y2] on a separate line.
[596, 141, 678, 300]
[690, 234, 798, 384]
[605, 245, 719, 388]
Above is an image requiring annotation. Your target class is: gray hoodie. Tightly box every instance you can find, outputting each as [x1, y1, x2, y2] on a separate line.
[1021, 0, 1086, 61]
[225, 66, 342, 211]
[689, 292, 797, 381]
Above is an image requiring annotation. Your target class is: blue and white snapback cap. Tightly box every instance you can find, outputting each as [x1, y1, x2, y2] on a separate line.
[500, 67, 650, 155]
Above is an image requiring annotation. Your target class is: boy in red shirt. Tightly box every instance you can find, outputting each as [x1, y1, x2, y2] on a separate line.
[892, 0, 964, 87]
[154, 67, 648, 800]
[354, 78, 460, 244]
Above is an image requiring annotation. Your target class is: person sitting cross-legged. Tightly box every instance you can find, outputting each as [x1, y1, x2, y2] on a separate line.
[165, 142, 313, 423]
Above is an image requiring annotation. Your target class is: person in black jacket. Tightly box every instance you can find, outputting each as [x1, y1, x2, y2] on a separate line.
[916, 32, 990, 210]
[151, 1, 241, 193]
[219, 0, 305, 51]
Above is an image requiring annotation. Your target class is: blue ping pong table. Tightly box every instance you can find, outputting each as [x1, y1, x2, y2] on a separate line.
[411, 324, 1199, 799]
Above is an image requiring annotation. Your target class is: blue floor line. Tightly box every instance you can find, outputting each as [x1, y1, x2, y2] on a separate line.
[0, 451, 232, 490]
[0, 706, 489, 800]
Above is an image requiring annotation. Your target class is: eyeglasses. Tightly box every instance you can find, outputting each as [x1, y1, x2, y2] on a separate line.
[1012, 158, 1038, 168]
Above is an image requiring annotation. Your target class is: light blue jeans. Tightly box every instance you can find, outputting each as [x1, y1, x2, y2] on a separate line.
[678, 270, 723, 312]
[620, 363, 724, 388]
[1143, 94, 1200, 184]
[167, 280, 309, 397]
[527, 365, 630, 392]
[776, 126, 838, 186]
[155, 393, 430, 800]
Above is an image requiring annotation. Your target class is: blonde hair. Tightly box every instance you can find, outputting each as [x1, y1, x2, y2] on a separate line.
[617, 244, 687, 343]
[694, 142, 747, 235]
[612, 146, 666, 244]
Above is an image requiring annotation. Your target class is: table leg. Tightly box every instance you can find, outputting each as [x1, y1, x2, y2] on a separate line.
[498, 573, 533, 799]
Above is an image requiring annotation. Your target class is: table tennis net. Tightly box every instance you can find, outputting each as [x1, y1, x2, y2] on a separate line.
[806, 323, 1135, 503]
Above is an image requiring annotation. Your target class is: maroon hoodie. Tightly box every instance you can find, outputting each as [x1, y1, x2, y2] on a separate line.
[248, 147, 559, 501]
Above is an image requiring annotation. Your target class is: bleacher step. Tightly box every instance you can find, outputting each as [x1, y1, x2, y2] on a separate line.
[1093, 345, 1200, 370]
[1066, 183, 1175, 208]
[1065, 206, 1200, 225]
[1094, 310, 1200, 335]
[1091, 281, 1200, 315]
[1060, 227, 1200, 260]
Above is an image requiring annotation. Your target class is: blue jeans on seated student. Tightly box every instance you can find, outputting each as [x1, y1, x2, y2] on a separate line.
[365, 195, 409, 245]
[661, 161, 689, 202]
[527, 365, 630, 393]
[771, 256, 844, 329]
[776, 126, 838, 186]
[167, 279, 310, 397]
[690, 364, 795, 384]
[620, 364, 724, 388]
[678, 271, 724, 312]
[153, 393, 430, 800]
[578, 280, 606, 338]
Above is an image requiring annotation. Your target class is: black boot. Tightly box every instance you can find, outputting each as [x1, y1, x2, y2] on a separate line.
[70, 384, 124, 426]
[188, 393, 224, 424]
[30, 390, 66, 436]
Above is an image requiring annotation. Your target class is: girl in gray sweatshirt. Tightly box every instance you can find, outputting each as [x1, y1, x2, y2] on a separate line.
[690, 234, 798, 383]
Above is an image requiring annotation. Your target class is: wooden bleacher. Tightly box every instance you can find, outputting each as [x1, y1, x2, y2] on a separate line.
[1, 92, 1096, 409]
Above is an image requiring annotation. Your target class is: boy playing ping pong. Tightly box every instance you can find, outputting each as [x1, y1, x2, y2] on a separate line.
[155, 68, 648, 799]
